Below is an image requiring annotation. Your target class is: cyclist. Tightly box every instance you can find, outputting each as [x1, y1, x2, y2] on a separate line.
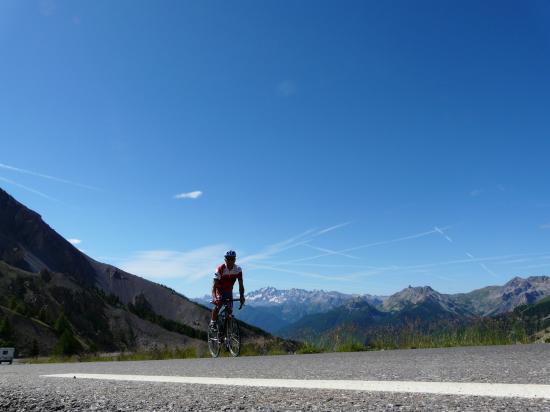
[209, 250, 245, 330]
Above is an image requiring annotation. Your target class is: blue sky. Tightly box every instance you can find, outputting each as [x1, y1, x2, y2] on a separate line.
[1, 1, 550, 298]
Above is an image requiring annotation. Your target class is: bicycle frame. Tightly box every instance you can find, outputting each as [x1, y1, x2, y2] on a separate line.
[218, 298, 242, 336]
[208, 298, 243, 357]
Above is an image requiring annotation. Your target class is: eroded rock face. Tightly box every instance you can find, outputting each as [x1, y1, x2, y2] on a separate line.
[0, 189, 97, 286]
[382, 286, 469, 316]
[451, 276, 550, 316]
[0, 188, 207, 328]
[495, 276, 550, 314]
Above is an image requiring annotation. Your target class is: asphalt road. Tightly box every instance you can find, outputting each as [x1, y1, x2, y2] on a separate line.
[1, 344, 550, 411]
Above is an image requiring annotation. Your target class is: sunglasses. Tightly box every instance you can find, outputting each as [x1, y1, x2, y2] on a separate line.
[225, 257, 236, 261]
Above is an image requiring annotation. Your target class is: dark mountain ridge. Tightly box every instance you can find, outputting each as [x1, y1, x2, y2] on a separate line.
[0, 190, 96, 285]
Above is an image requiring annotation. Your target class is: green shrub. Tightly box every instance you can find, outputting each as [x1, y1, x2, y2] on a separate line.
[30, 339, 40, 357]
[54, 329, 83, 356]
[0, 316, 12, 338]
[54, 312, 71, 335]
[336, 342, 368, 352]
[297, 342, 324, 354]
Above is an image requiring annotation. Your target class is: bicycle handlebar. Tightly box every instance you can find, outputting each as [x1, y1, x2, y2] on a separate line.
[210, 298, 245, 310]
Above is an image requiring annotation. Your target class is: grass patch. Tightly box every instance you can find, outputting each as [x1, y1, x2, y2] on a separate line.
[296, 342, 324, 354]
[335, 342, 368, 352]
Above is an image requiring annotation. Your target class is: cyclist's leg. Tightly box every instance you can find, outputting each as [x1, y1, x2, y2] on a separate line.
[211, 305, 221, 321]
[211, 288, 223, 322]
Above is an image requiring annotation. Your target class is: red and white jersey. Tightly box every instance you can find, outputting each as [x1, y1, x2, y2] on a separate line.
[213, 263, 243, 292]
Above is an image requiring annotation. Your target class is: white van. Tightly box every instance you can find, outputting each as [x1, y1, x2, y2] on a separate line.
[0, 348, 14, 364]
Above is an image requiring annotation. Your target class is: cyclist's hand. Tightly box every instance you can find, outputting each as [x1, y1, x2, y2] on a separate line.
[239, 295, 245, 309]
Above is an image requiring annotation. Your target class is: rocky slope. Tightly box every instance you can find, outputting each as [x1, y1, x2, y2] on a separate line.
[452, 276, 550, 316]
[383, 286, 472, 316]
[0, 188, 292, 356]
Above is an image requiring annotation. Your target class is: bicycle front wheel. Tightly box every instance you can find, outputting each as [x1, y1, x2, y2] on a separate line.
[208, 322, 221, 358]
[226, 317, 241, 357]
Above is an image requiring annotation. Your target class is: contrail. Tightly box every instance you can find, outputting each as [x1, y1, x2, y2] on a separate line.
[316, 222, 351, 235]
[247, 263, 354, 281]
[479, 263, 498, 277]
[395, 252, 550, 272]
[239, 228, 317, 264]
[278, 251, 550, 278]
[240, 223, 352, 264]
[343, 251, 550, 281]
[274, 226, 451, 265]
[302, 244, 359, 259]
[0, 162, 98, 190]
[465, 251, 498, 277]
[434, 226, 453, 243]
[256, 261, 387, 269]
[495, 255, 550, 265]
[0, 176, 59, 202]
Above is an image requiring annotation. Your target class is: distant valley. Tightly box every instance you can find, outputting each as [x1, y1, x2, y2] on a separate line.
[194, 287, 386, 333]
[196, 276, 550, 347]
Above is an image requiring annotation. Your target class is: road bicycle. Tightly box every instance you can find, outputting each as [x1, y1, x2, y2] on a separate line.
[208, 298, 243, 358]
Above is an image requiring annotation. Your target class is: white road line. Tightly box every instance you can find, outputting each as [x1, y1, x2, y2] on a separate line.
[42, 374, 550, 399]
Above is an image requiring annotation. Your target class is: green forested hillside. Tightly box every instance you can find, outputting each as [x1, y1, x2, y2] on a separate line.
[282, 293, 550, 351]
[0, 261, 207, 356]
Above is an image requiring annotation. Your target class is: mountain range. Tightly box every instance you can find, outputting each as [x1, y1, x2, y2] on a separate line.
[196, 277, 550, 338]
[194, 287, 386, 333]
[278, 280, 550, 348]
[0, 188, 293, 356]
[196, 276, 550, 340]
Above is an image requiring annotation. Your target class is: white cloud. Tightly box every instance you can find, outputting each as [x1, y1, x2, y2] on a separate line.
[119, 244, 228, 281]
[540, 223, 550, 230]
[174, 191, 203, 200]
[470, 189, 483, 197]
[68, 238, 82, 245]
[117, 222, 351, 284]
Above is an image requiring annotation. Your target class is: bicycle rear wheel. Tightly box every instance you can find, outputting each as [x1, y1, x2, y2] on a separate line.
[208, 322, 221, 358]
[226, 317, 241, 357]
